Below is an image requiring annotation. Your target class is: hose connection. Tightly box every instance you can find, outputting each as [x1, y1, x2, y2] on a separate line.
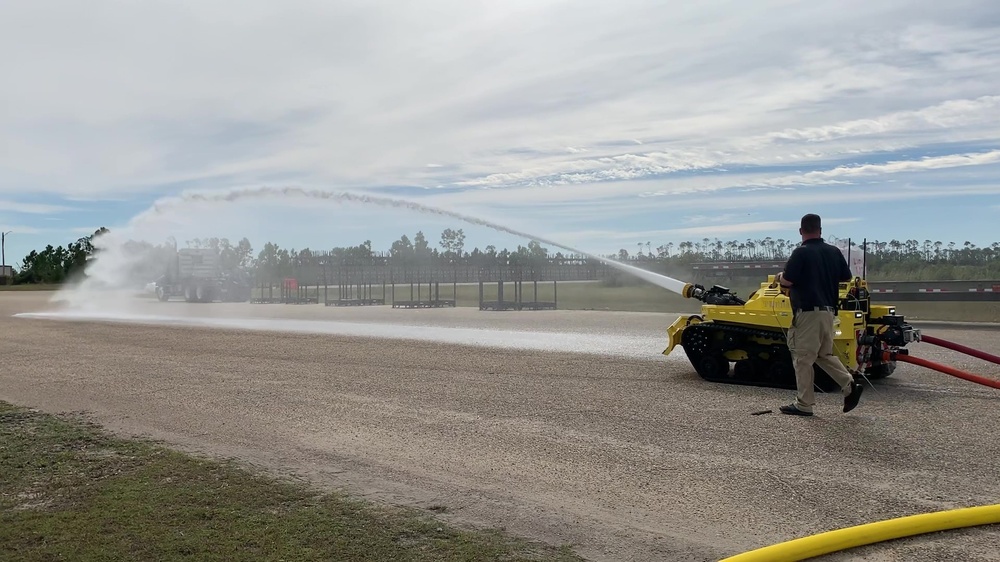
[681, 283, 745, 306]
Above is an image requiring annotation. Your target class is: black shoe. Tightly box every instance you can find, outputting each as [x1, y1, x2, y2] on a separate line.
[843, 383, 864, 413]
[780, 404, 813, 416]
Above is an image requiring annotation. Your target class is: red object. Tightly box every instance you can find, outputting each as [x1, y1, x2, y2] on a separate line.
[886, 351, 1000, 389]
[283, 278, 298, 290]
[920, 334, 1000, 366]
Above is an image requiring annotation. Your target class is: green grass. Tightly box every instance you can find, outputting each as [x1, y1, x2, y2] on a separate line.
[0, 402, 583, 562]
[0, 284, 61, 291]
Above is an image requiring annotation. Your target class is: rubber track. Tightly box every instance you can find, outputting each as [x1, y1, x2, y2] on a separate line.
[680, 321, 841, 391]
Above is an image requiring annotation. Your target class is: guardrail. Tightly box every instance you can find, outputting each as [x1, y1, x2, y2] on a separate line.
[868, 280, 1000, 302]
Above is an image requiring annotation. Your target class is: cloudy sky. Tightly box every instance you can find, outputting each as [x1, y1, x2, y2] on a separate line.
[2, 0, 1000, 265]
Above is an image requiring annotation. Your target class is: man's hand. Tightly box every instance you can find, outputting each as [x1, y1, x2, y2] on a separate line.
[775, 271, 791, 295]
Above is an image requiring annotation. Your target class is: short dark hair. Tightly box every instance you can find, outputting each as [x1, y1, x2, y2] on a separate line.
[800, 213, 821, 233]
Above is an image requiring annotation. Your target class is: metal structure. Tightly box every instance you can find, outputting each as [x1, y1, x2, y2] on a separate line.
[250, 276, 280, 303]
[321, 258, 387, 306]
[1, 231, 10, 284]
[390, 281, 456, 308]
[476, 263, 558, 311]
[478, 279, 557, 311]
[314, 258, 449, 307]
[251, 277, 319, 304]
[254, 253, 613, 284]
[280, 278, 318, 304]
[324, 281, 386, 306]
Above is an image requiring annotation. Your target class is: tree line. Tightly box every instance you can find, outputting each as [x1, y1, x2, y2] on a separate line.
[625, 237, 1000, 280]
[4, 228, 109, 285]
[5, 227, 1000, 285]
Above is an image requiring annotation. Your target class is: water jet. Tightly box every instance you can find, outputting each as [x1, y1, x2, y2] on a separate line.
[57, 185, 690, 308]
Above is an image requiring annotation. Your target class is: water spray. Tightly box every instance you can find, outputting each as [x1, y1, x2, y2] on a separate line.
[75, 186, 690, 298]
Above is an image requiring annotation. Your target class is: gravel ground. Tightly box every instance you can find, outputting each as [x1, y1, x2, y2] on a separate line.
[2, 291, 1000, 561]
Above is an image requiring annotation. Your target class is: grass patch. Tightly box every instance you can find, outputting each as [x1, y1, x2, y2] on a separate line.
[0, 402, 583, 562]
[0, 284, 60, 291]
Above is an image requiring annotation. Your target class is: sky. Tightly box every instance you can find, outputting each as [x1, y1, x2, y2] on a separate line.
[2, 0, 1000, 268]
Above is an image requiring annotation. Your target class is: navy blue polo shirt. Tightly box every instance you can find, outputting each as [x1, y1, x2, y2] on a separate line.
[782, 238, 853, 311]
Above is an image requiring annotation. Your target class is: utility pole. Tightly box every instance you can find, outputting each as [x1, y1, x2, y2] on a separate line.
[1, 231, 10, 284]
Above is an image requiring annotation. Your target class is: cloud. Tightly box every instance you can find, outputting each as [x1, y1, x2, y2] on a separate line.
[2, 1, 999, 196]
[420, 148, 1000, 210]
[1, 0, 999, 251]
[794, 149, 1000, 183]
[682, 213, 756, 225]
[0, 199, 73, 214]
[448, 102, 1000, 191]
[757, 95, 1000, 144]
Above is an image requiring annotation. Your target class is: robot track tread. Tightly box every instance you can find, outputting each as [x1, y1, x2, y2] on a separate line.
[679, 320, 843, 392]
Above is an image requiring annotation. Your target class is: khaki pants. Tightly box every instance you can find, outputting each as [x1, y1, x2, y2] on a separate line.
[787, 310, 855, 412]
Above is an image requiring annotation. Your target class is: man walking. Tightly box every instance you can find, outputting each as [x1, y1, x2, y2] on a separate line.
[775, 213, 864, 416]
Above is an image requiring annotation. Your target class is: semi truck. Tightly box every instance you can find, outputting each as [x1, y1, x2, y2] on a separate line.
[153, 248, 252, 303]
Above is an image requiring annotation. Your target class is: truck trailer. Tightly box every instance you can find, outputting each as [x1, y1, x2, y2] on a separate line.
[154, 248, 252, 303]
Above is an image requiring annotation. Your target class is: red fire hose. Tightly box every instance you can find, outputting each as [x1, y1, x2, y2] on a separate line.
[919, 334, 1000, 366]
[886, 352, 1000, 390]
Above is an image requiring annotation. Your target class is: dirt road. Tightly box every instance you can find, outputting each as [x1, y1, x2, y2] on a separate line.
[3, 292, 1000, 561]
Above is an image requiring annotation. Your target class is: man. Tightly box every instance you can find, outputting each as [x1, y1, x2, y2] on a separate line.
[774, 213, 864, 416]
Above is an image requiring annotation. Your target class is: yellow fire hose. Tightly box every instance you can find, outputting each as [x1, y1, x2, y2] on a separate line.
[719, 503, 1000, 561]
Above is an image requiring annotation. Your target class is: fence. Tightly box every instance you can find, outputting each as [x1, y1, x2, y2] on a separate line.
[248, 254, 1000, 302]
[255, 259, 616, 287]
